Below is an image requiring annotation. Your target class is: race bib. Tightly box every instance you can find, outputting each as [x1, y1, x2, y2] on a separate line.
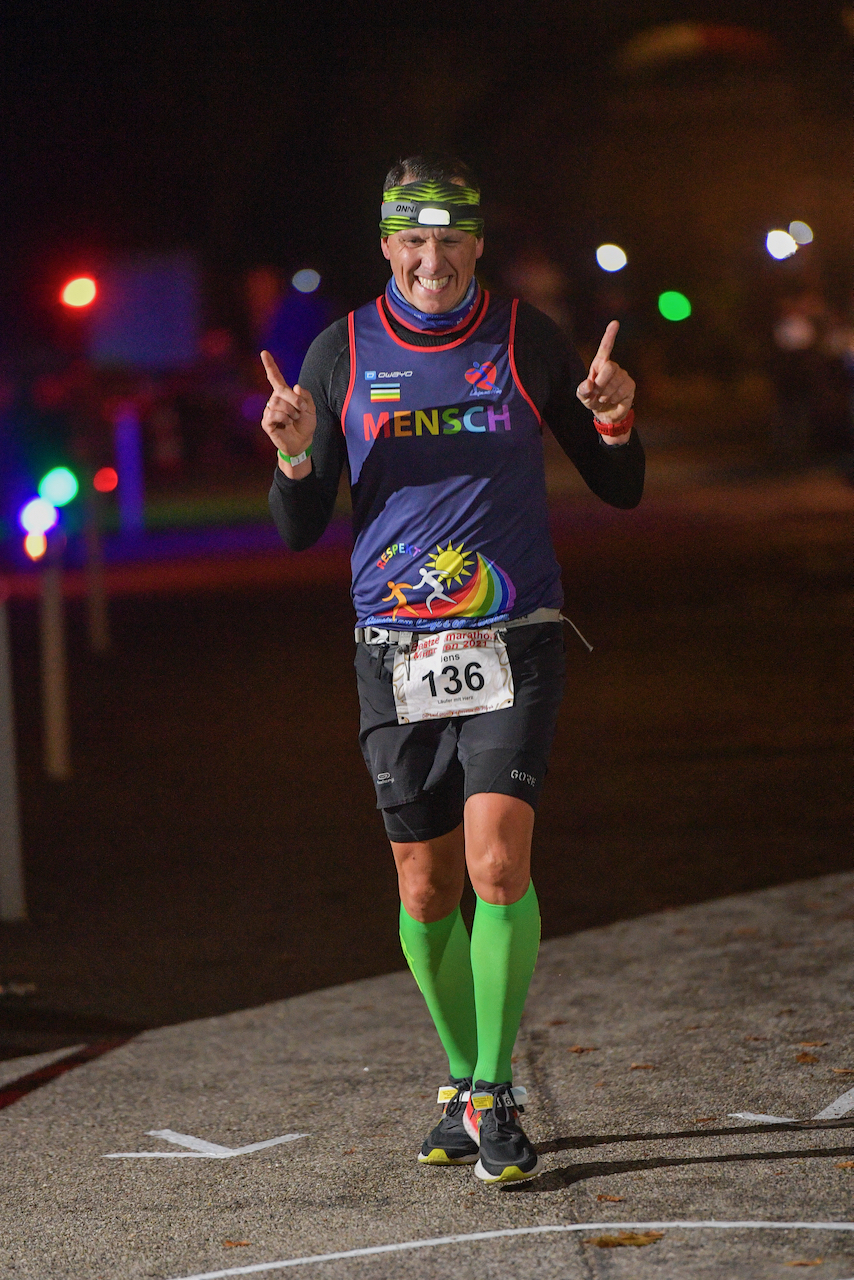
[392, 629, 515, 724]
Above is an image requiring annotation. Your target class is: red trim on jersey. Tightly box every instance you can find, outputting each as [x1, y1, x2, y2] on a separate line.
[374, 292, 490, 351]
[384, 285, 483, 335]
[341, 310, 358, 433]
[508, 298, 542, 424]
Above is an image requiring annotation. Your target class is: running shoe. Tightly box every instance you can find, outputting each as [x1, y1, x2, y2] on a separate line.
[464, 1081, 541, 1183]
[417, 1077, 479, 1165]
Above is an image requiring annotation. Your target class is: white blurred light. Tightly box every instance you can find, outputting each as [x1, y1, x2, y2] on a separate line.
[788, 220, 814, 245]
[596, 244, 628, 272]
[19, 498, 58, 535]
[766, 230, 798, 260]
[292, 269, 321, 293]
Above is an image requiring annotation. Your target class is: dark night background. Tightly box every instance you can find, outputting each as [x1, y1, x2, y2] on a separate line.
[0, 1, 851, 1056]
[2, 0, 851, 342]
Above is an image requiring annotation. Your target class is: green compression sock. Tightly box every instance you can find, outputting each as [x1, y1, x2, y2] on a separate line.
[399, 904, 478, 1080]
[470, 881, 541, 1085]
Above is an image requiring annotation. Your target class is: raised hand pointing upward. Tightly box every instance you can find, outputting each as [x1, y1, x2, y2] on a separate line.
[576, 320, 636, 437]
[260, 350, 317, 475]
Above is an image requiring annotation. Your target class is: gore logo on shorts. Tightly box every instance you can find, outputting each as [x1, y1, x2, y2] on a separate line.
[510, 768, 537, 787]
[377, 772, 394, 785]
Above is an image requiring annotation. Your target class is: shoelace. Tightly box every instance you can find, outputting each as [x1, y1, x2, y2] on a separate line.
[485, 1085, 525, 1133]
[444, 1081, 472, 1118]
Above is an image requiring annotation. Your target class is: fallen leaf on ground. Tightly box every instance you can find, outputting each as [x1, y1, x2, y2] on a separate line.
[596, 1194, 625, 1202]
[836, 1160, 854, 1169]
[778, 1008, 795, 1015]
[343, 1148, 355, 1154]
[745, 1035, 769, 1041]
[584, 1231, 664, 1249]
[223, 1241, 250, 1248]
[693, 1116, 717, 1123]
[832, 1068, 854, 1075]
[795, 1052, 820, 1064]
[734, 927, 760, 936]
[547, 1018, 567, 1026]
[569, 1045, 598, 1053]
[594, 1081, 606, 1087]
[630, 1063, 655, 1070]
[783, 1260, 823, 1267]
[799, 1041, 829, 1047]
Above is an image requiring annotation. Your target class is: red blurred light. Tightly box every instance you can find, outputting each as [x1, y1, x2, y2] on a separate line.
[61, 276, 97, 308]
[93, 466, 118, 493]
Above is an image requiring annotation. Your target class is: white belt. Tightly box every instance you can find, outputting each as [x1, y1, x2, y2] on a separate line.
[354, 607, 564, 648]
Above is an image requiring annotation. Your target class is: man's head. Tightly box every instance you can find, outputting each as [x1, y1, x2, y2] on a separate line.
[380, 153, 484, 315]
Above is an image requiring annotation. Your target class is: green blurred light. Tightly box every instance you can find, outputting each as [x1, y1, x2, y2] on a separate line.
[658, 291, 692, 322]
[38, 466, 79, 507]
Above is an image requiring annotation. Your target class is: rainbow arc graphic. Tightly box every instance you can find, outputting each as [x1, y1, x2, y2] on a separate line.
[382, 553, 515, 620]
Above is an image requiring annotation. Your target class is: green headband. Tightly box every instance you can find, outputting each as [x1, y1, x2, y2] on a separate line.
[380, 180, 484, 237]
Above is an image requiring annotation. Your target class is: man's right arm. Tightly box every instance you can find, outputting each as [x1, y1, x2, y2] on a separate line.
[268, 320, 350, 551]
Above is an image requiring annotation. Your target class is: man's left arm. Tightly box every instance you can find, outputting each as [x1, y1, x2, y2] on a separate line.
[513, 303, 644, 509]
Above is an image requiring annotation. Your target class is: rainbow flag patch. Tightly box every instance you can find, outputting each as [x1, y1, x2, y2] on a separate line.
[370, 383, 400, 402]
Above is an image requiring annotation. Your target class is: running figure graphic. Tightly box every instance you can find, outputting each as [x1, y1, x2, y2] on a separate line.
[382, 581, 417, 620]
[409, 565, 457, 613]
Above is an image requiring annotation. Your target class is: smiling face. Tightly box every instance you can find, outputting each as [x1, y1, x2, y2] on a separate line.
[381, 224, 484, 314]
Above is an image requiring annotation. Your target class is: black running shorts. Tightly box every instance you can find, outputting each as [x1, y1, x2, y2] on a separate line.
[355, 622, 566, 843]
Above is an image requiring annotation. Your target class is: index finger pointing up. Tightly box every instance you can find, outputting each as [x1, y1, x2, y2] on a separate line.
[260, 349, 289, 392]
[592, 320, 620, 367]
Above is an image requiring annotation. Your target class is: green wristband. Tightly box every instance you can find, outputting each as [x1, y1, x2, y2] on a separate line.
[277, 443, 313, 466]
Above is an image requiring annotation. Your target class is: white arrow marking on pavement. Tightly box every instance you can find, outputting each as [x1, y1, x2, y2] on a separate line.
[814, 1086, 854, 1120]
[104, 1129, 308, 1159]
[161, 1222, 854, 1280]
[729, 1083, 854, 1126]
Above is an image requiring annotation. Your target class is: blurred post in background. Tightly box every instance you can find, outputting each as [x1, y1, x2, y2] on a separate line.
[0, 579, 26, 921]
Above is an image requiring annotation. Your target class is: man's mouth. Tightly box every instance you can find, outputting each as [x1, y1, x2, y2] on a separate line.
[415, 276, 451, 291]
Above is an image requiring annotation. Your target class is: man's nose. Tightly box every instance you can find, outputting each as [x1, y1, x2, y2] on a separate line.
[419, 242, 444, 272]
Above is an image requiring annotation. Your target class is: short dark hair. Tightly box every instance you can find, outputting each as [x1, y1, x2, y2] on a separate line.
[383, 153, 480, 194]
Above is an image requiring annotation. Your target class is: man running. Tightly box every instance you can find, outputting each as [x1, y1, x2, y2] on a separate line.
[263, 154, 643, 1184]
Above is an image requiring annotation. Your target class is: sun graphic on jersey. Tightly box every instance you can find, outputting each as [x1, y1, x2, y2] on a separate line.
[426, 541, 476, 586]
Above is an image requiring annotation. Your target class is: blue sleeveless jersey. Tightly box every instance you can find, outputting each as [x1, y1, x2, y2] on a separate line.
[342, 293, 563, 631]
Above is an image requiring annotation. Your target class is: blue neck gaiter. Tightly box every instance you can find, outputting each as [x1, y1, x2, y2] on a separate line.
[386, 276, 479, 333]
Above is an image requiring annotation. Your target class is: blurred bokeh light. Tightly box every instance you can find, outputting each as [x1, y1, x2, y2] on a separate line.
[658, 291, 692, 321]
[38, 466, 79, 507]
[60, 276, 97, 308]
[19, 498, 59, 535]
[766, 230, 799, 259]
[788, 220, 814, 245]
[93, 467, 119, 493]
[23, 532, 48, 560]
[595, 244, 628, 273]
[292, 269, 321, 294]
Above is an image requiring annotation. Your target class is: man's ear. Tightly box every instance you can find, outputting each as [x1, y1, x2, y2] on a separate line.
[381, 237, 392, 262]
[475, 238, 485, 261]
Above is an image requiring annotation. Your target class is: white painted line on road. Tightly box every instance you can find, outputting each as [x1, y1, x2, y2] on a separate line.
[104, 1130, 308, 1159]
[164, 1221, 854, 1280]
[728, 1112, 798, 1123]
[728, 1084, 854, 1126]
[815, 1087, 854, 1120]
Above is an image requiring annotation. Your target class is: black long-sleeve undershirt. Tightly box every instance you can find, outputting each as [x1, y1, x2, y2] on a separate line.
[269, 296, 644, 552]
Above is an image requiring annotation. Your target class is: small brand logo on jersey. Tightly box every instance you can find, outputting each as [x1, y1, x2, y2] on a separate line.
[365, 370, 377, 380]
[510, 768, 537, 787]
[377, 772, 393, 785]
[465, 360, 500, 396]
[370, 383, 401, 402]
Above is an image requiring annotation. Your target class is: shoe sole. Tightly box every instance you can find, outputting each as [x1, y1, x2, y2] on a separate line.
[474, 1155, 542, 1183]
[417, 1150, 479, 1165]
